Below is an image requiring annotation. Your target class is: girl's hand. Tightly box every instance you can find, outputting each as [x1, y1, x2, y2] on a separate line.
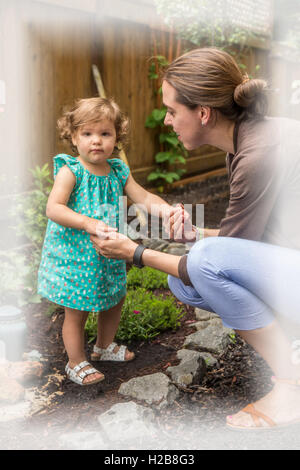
[90, 232, 138, 262]
[95, 220, 118, 240]
[164, 203, 196, 243]
[83, 217, 117, 237]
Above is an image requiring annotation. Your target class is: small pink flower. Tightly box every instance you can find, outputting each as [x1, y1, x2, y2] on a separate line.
[133, 310, 141, 315]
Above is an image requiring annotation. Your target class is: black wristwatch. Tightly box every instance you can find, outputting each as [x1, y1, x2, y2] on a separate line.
[133, 245, 147, 268]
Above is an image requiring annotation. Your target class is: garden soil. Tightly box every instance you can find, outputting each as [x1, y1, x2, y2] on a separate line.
[2, 175, 300, 450]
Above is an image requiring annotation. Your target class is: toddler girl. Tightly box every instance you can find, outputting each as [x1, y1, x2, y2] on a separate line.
[38, 97, 172, 385]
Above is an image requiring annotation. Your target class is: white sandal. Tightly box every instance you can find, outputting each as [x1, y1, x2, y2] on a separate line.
[65, 360, 105, 386]
[91, 342, 135, 362]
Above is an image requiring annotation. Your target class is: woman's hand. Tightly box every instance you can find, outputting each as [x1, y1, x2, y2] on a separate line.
[163, 203, 196, 243]
[83, 217, 117, 237]
[90, 232, 138, 262]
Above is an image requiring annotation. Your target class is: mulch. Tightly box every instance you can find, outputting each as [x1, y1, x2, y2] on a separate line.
[7, 296, 274, 450]
[0, 175, 282, 449]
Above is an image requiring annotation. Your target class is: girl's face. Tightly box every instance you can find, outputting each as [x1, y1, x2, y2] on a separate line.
[72, 119, 117, 165]
[162, 80, 204, 150]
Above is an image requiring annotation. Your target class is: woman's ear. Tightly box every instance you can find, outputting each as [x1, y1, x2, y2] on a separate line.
[198, 106, 211, 127]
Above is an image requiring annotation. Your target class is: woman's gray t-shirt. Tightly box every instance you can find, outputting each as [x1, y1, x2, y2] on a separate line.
[219, 117, 300, 250]
[178, 117, 300, 285]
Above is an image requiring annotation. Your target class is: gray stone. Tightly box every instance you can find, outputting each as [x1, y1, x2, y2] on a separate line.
[0, 371, 25, 404]
[195, 308, 221, 321]
[195, 318, 223, 331]
[60, 432, 107, 450]
[141, 239, 186, 255]
[98, 401, 157, 443]
[166, 355, 206, 387]
[118, 372, 180, 409]
[154, 242, 170, 252]
[199, 352, 218, 369]
[141, 238, 153, 248]
[165, 243, 186, 255]
[177, 347, 217, 369]
[184, 323, 234, 355]
[194, 321, 210, 330]
[176, 349, 202, 362]
[209, 318, 224, 327]
[194, 308, 211, 321]
[142, 238, 168, 251]
[168, 243, 186, 250]
[23, 350, 43, 362]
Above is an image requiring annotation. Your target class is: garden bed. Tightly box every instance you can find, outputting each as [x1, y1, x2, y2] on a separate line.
[2, 295, 276, 450]
[0, 175, 282, 449]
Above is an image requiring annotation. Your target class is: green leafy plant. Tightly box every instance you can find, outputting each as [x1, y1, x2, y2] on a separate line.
[146, 55, 187, 192]
[229, 332, 237, 343]
[9, 164, 53, 305]
[0, 251, 31, 306]
[154, 0, 267, 50]
[85, 288, 185, 343]
[127, 266, 169, 290]
[12, 164, 53, 248]
[154, 0, 264, 76]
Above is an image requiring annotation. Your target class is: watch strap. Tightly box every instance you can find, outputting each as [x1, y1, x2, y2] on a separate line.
[133, 245, 146, 268]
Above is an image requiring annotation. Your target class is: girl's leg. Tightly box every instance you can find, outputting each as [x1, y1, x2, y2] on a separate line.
[182, 237, 300, 426]
[63, 306, 104, 383]
[93, 297, 134, 361]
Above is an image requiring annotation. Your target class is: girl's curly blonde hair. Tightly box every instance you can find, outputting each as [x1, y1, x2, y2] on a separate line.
[57, 97, 130, 154]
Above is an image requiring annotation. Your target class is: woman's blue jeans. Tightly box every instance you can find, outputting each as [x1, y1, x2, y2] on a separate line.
[168, 237, 300, 331]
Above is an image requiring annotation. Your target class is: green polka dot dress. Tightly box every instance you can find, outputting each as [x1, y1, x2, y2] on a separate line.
[38, 154, 129, 312]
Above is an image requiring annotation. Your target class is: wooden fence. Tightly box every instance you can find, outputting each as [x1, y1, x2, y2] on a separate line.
[1, 0, 288, 189]
[1, 0, 300, 254]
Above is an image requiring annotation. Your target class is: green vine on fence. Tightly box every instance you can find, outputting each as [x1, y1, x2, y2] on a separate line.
[145, 55, 187, 192]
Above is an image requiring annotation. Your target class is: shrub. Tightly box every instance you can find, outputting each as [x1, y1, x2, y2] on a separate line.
[12, 164, 53, 249]
[127, 266, 169, 290]
[0, 251, 31, 306]
[85, 287, 185, 344]
[7, 164, 53, 305]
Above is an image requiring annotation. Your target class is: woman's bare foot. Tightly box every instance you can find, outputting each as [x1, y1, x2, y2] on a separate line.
[226, 381, 300, 428]
[91, 343, 135, 361]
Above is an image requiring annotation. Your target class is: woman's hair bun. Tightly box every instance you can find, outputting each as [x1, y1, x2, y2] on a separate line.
[234, 78, 268, 118]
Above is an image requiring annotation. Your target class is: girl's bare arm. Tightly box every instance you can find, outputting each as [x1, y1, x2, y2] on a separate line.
[90, 233, 180, 278]
[124, 173, 172, 218]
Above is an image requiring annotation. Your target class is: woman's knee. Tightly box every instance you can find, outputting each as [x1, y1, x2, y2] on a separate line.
[189, 236, 225, 259]
[168, 275, 184, 298]
[187, 237, 223, 276]
[168, 274, 198, 304]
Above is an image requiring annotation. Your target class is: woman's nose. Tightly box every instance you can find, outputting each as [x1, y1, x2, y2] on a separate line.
[164, 113, 172, 127]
